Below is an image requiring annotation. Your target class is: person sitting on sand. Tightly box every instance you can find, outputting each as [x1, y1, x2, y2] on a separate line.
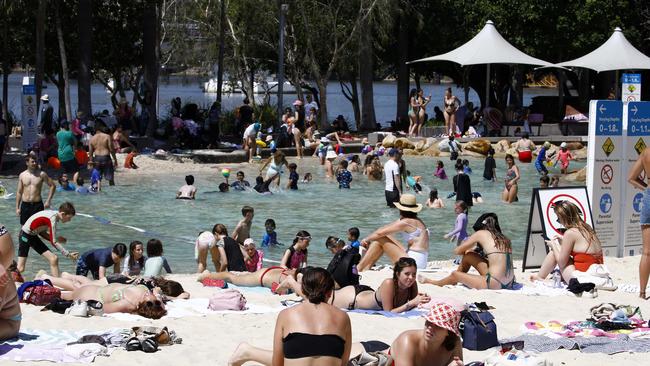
[325, 236, 360, 289]
[280, 231, 310, 269]
[122, 241, 145, 276]
[228, 268, 351, 366]
[419, 213, 515, 289]
[39, 272, 190, 300]
[357, 194, 430, 271]
[0, 225, 21, 340]
[60, 282, 167, 318]
[389, 302, 463, 366]
[214, 223, 247, 272]
[530, 200, 604, 284]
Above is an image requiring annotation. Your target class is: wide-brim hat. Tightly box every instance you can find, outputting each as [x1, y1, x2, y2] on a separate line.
[560, 142, 567, 148]
[41, 94, 49, 101]
[423, 302, 461, 337]
[394, 194, 422, 213]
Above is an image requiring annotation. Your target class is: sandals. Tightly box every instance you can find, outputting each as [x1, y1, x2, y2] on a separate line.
[126, 337, 142, 352]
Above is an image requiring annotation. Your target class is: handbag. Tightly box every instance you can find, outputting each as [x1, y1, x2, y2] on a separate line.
[459, 310, 499, 350]
[208, 289, 247, 311]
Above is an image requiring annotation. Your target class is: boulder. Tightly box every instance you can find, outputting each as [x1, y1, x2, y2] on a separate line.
[381, 134, 396, 148]
[462, 150, 486, 158]
[495, 139, 511, 153]
[402, 149, 420, 156]
[565, 166, 586, 182]
[414, 140, 427, 152]
[565, 142, 584, 150]
[463, 139, 491, 156]
[572, 147, 588, 160]
[438, 139, 451, 152]
[420, 144, 441, 157]
[394, 137, 415, 150]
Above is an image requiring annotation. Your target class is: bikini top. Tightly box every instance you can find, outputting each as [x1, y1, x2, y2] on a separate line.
[283, 332, 345, 359]
[400, 220, 429, 243]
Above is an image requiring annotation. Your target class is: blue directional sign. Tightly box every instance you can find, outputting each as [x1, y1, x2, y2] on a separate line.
[627, 102, 650, 136]
[600, 193, 613, 214]
[595, 100, 623, 136]
[623, 74, 641, 84]
[633, 193, 643, 213]
[22, 85, 35, 95]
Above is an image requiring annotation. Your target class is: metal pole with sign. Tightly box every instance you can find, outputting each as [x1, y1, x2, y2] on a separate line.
[622, 73, 642, 102]
[21, 76, 38, 151]
[586, 100, 624, 257]
[622, 101, 650, 256]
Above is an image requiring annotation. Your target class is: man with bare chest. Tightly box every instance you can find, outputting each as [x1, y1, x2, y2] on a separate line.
[15, 155, 55, 225]
[89, 122, 118, 186]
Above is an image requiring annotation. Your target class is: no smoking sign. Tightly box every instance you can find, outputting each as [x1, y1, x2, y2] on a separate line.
[600, 164, 613, 185]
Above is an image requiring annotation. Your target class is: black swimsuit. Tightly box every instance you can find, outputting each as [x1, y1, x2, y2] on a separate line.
[283, 332, 345, 359]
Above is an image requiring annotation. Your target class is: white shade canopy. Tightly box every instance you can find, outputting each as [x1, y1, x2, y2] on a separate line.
[407, 20, 553, 66]
[554, 27, 650, 72]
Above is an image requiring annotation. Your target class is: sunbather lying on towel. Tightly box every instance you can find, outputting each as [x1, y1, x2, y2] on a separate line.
[198, 266, 298, 294]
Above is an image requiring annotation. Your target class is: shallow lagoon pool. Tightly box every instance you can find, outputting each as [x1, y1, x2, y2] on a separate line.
[0, 155, 584, 277]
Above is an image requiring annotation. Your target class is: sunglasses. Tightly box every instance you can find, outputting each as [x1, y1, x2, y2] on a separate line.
[500, 341, 524, 352]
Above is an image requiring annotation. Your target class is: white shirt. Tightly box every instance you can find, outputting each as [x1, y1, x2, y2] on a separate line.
[243, 124, 256, 138]
[384, 159, 400, 191]
[306, 101, 319, 112]
[178, 184, 196, 198]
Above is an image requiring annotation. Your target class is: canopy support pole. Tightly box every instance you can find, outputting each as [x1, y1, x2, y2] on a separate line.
[463, 66, 470, 104]
[485, 63, 491, 107]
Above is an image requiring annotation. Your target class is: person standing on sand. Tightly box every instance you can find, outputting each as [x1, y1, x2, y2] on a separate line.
[628, 147, 650, 300]
[16, 154, 56, 226]
[89, 121, 118, 186]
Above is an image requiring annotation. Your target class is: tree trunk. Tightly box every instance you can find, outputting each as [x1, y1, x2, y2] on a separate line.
[55, 1, 71, 121]
[396, 12, 409, 123]
[143, 1, 160, 137]
[216, 0, 226, 109]
[77, 0, 92, 117]
[2, 9, 8, 122]
[35, 0, 46, 107]
[359, 19, 376, 131]
[317, 78, 328, 128]
[339, 73, 360, 130]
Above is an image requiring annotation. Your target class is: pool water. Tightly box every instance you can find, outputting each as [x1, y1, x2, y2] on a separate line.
[0, 155, 584, 277]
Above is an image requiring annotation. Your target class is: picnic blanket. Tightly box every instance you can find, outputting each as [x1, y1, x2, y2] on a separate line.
[0, 328, 128, 363]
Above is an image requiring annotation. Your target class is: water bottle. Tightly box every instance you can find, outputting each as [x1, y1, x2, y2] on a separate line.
[552, 269, 562, 288]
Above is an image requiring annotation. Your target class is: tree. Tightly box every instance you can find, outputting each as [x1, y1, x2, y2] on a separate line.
[77, 0, 92, 116]
[35, 0, 46, 106]
[55, 0, 72, 121]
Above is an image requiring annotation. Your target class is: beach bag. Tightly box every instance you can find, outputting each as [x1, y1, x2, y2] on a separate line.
[327, 247, 360, 287]
[18, 280, 62, 306]
[459, 310, 499, 350]
[208, 289, 247, 311]
[347, 351, 392, 366]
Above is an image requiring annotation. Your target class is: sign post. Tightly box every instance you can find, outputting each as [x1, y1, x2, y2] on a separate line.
[622, 73, 642, 102]
[21, 76, 38, 151]
[586, 100, 623, 257]
[622, 101, 650, 256]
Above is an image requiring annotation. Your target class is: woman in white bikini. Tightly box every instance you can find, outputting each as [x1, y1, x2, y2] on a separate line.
[443, 88, 459, 136]
[357, 194, 430, 271]
[259, 150, 289, 187]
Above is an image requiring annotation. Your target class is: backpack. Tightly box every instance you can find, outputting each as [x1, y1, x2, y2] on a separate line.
[327, 247, 360, 287]
[17, 280, 62, 306]
[208, 289, 247, 311]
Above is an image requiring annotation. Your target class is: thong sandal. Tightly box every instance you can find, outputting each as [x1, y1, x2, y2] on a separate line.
[126, 337, 141, 352]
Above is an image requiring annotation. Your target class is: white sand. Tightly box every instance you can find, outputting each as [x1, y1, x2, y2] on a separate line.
[8, 256, 650, 366]
[6, 154, 646, 365]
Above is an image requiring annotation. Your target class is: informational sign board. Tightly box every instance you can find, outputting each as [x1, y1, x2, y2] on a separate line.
[523, 186, 594, 270]
[622, 101, 650, 256]
[586, 100, 623, 254]
[622, 73, 642, 102]
[21, 76, 38, 151]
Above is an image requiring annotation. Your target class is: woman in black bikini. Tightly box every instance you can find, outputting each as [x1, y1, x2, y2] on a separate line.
[443, 88, 459, 136]
[228, 268, 352, 366]
[407, 89, 421, 137]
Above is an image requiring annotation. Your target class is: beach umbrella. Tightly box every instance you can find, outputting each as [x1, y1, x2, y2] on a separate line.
[408, 20, 554, 107]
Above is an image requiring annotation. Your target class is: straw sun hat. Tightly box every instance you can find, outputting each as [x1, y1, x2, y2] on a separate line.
[394, 194, 422, 213]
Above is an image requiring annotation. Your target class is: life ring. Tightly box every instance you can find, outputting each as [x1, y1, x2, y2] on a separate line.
[518, 150, 532, 163]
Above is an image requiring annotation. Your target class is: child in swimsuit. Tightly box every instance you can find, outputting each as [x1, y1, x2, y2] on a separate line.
[556, 143, 573, 174]
[142, 239, 172, 277]
[262, 219, 280, 247]
[426, 188, 444, 208]
[243, 239, 264, 272]
[434, 160, 448, 180]
[405, 170, 422, 194]
[444, 201, 468, 246]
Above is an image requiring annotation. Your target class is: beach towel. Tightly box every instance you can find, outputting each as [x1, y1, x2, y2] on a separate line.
[346, 308, 425, 318]
[500, 334, 650, 354]
[104, 298, 281, 321]
[522, 320, 650, 339]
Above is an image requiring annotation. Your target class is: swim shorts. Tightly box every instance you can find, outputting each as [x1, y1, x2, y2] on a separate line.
[18, 231, 49, 258]
[385, 189, 400, 208]
[94, 155, 114, 182]
[76, 257, 100, 280]
[641, 189, 650, 226]
[20, 201, 44, 225]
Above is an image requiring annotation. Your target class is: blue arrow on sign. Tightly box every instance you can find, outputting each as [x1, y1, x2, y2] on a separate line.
[595, 100, 623, 136]
[627, 102, 650, 137]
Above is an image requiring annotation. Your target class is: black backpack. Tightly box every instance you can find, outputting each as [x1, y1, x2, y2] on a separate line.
[326, 247, 360, 288]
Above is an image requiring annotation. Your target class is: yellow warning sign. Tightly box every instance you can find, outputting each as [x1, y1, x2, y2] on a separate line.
[602, 137, 615, 157]
[635, 138, 647, 155]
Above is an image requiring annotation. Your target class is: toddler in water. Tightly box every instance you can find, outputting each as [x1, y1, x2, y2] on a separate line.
[348, 155, 361, 172]
[462, 159, 472, 174]
[142, 239, 172, 277]
[426, 188, 444, 208]
[555, 142, 573, 174]
[301, 173, 312, 183]
[176, 174, 197, 199]
[336, 160, 352, 189]
[406, 170, 423, 194]
[262, 219, 280, 247]
[434, 160, 447, 180]
[347, 227, 361, 249]
[88, 161, 101, 192]
[243, 238, 264, 272]
[540, 175, 550, 188]
[287, 163, 299, 190]
[444, 200, 468, 247]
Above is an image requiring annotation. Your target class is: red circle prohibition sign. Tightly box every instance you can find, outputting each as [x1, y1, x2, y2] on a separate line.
[546, 193, 588, 236]
[600, 164, 613, 185]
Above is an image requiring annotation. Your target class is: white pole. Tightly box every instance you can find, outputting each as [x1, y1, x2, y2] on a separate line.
[485, 63, 490, 107]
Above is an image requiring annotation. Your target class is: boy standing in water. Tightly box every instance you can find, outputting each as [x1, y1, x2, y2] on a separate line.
[262, 219, 280, 247]
[336, 160, 352, 189]
[483, 148, 496, 182]
[17, 202, 79, 276]
[287, 163, 299, 190]
[232, 206, 254, 244]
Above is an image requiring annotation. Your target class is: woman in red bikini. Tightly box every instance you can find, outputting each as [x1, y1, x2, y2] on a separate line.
[530, 200, 604, 284]
[197, 266, 297, 294]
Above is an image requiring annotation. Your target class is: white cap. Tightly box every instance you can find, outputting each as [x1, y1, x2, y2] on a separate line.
[560, 142, 567, 148]
[243, 238, 255, 246]
[41, 94, 49, 101]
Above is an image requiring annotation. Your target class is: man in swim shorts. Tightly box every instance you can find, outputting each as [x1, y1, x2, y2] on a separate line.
[16, 154, 56, 225]
[89, 121, 118, 186]
[384, 149, 402, 207]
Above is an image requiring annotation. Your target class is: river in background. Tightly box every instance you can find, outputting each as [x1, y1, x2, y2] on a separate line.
[0, 74, 556, 127]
